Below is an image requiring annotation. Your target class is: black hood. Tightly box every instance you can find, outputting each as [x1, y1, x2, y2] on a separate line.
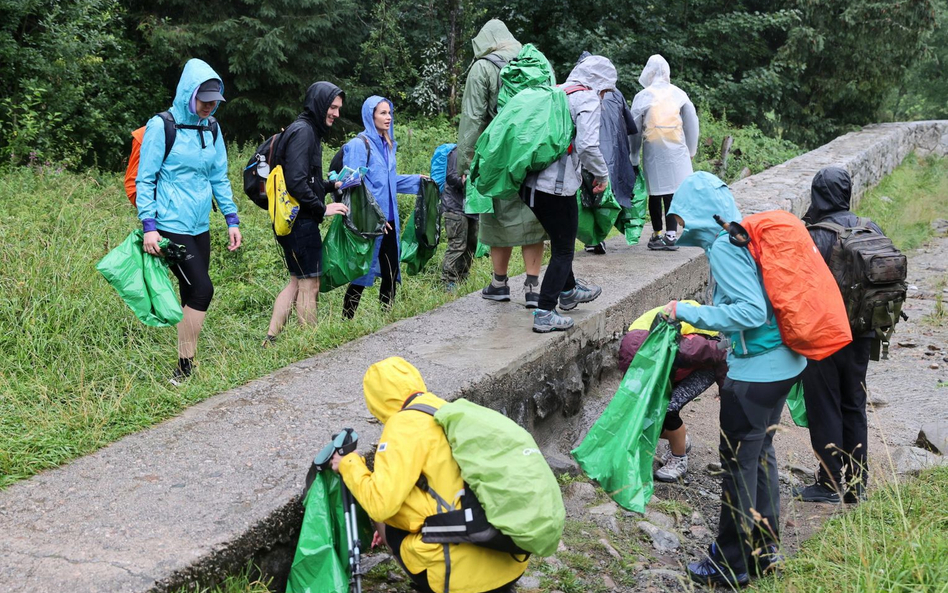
[804, 166, 852, 223]
[301, 81, 344, 137]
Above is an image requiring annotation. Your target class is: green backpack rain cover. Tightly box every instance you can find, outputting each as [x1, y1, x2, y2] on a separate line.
[465, 87, 575, 215]
[572, 319, 681, 512]
[400, 179, 442, 275]
[433, 399, 565, 557]
[321, 184, 386, 293]
[576, 172, 621, 246]
[96, 229, 183, 327]
[496, 44, 556, 111]
[614, 174, 648, 245]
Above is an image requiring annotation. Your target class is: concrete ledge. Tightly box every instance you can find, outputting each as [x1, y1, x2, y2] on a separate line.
[0, 120, 945, 592]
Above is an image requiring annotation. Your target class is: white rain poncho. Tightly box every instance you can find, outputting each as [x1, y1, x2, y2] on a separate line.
[629, 55, 699, 196]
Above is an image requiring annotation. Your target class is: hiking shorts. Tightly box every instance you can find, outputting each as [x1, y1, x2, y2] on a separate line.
[275, 217, 322, 278]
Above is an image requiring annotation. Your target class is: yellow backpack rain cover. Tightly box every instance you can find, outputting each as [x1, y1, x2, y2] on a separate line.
[266, 164, 300, 236]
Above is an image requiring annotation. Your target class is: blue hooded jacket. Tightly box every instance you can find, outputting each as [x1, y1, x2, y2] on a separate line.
[136, 59, 238, 235]
[669, 172, 805, 383]
[342, 96, 422, 287]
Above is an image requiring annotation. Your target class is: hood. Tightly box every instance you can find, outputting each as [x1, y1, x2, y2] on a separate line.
[302, 81, 344, 137]
[668, 172, 742, 252]
[363, 357, 428, 423]
[566, 55, 617, 94]
[171, 58, 224, 125]
[361, 95, 395, 156]
[803, 166, 852, 223]
[472, 19, 521, 60]
[638, 54, 671, 88]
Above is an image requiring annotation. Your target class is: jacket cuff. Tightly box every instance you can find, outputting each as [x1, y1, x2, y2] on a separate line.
[676, 302, 697, 324]
[224, 213, 240, 227]
[142, 218, 157, 233]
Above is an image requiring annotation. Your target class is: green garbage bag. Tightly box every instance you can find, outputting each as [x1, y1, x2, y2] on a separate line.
[474, 239, 490, 258]
[572, 319, 681, 512]
[466, 87, 574, 215]
[576, 173, 621, 246]
[96, 229, 183, 327]
[496, 44, 556, 111]
[320, 185, 386, 293]
[400, 179, 441, 276]
[614, 174, 648, 245]
[785, 381, 808, 428]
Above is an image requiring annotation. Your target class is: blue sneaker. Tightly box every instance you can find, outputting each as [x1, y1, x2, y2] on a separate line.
[687, 544, 749, 588]
[558, 280, 602, 311]
[532, 309, 573, 333]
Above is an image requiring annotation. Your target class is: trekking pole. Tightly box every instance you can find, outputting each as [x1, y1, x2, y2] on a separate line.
[340, 481, 363, 593]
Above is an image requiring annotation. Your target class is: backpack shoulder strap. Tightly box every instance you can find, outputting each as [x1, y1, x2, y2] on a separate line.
[480, 52, 508, 69]
[562, 84, 592, 95]
[156, 111, 177, 162]
[403, 403, 438, 416]
[808, 220, 846, 235]
[208, 116, 220, 145]
[358, 132, 372, 165]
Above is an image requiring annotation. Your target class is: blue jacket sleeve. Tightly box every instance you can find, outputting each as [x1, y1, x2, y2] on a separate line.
[209, 128, 239, 225]
[676, 241, 768, 332]
[135, 116, 166, 232]
[396, 173, 422, 194]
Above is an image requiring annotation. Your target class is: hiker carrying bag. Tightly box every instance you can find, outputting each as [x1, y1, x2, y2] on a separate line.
[242, 133, 282, 210]
[809, 218, 908, 360]
[124, 111, 219, 206]
[401, 397, 565, 557]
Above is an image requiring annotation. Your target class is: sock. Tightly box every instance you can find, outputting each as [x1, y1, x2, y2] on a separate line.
[491, 273, 508, 287]
[525, 274, 539, 287]
[666, 231, 677, 240]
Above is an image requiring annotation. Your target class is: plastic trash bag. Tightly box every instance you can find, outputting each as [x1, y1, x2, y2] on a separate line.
[475, 240, 490, 259]
[96, 229, 183, 327]
[572, 319, 681, 512]
[614, 174, 648, 245]
[785, 382, 808, 428]
[576, 173, 621, 246]
[400, 179, 442, 276]
[321, 185, 386, 293]
[286, 472, 350, 593]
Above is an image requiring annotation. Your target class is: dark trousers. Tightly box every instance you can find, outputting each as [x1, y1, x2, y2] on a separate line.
[801, 338, 871, 492]
[161, 230, 213, 312]
[522, 187, 577, 311]
[343, 223, 398, 318]
[648, 194, 678, 233]
[441, 212, 478, 283]
[715, 375, 799, 574]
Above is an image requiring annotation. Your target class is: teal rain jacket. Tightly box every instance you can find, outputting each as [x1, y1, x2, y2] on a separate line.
[669, 172, 805, 382]
[342, 96, 422, 287]
[136, 58, 238, 235]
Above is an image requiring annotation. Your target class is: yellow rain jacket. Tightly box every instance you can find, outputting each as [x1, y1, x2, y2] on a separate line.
[338, 357, 527, 593]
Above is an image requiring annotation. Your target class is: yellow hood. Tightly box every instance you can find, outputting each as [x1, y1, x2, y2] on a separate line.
[363, 357, 428, 423]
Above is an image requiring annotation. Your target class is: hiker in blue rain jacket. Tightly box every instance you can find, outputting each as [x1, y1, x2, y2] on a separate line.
[340, 96, 425, 319]
[136, 58, 241, 383]
[662, 172, 806, 587]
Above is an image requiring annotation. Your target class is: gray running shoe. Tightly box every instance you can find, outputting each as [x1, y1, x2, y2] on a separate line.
[558, 280, 602, 311]
[481, 280, 510, 301]
[533, 309, 574, 333]
[523, 282, 540, 309]
[658, 435, 693, 465]
[647, 233, 679, 251]
[655, 454, 689, 482]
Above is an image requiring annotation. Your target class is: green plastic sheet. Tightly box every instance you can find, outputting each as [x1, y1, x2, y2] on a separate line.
[96, 229, 183, 327]
[465, 87, 574, 215]
[474, 240, 490, 258]
[576, 176, 621, 246]
[496, 44, 556, 111]
[572, 319, 681, 512]
[785, 382, 808, 428]
[287, 472, 349, 593]
[614, 174, 648, 245]
[321, 185, 386, 293]
[400, 179, 442, 276]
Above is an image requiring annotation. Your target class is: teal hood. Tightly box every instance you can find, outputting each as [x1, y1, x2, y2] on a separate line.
[170, 58, 224, 125]
[668, 172, 742, 253]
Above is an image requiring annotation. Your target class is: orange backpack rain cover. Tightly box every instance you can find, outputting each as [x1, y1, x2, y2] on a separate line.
[743, 210, 852, 360]
[124, 127, 146, 206]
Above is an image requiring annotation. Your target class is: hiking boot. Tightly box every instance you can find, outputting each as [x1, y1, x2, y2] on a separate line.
[523, 282, 540, 309]
[558, 280, 602, 311]
[844, 484, 867, 504]
[655, 454, 689, 482]
[657, 435, 693, 465]
[584, 242, 607, 255]
[169, 358, 193, 386]
[791, 483, 841, 503]
[750, 544, 784, 576]
[533, 309, 574, 333]
[481, 279, 510, 302]
[687, 552, 749, 588]
[261, 335, 277, 349]
[648, 232, 679, 251]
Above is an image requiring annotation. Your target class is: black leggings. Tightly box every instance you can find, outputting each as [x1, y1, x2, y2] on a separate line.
[343, 223, 398, 318]
[161, 230, 213, 312]
[522, 186, 577, 311]
[648, 194, 678, 233]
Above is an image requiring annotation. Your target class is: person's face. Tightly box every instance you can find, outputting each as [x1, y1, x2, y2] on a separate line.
[195, 99, 216, 119]
[374, 102, 392, 134]
[325, 95, 343, 127]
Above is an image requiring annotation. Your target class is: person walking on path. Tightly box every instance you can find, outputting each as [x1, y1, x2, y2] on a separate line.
[136, 58, 242, 383]
[457, 19, 546, 307]
[341, 96, 425, 319]
[263, 82, 349, 345]
[630, 54, 698, 251]
[663, 172, 806, 587]
[793, 166, 884, 504]
[440, 146, 478, 288]
[522, 55, 614, 333]
[331, 357, 526, 593]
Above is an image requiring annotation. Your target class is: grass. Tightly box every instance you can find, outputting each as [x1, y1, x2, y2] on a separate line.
[855, 152, 948, 252]
[750, 466, 948, 593]
[173, 564, 272, 593]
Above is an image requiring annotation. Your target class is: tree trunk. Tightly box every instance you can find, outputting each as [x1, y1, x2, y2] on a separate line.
[447, 0, 461, 117]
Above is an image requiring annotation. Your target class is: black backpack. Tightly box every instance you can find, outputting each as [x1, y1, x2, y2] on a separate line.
[809, 217, 908, 360]
[242, 133, 282, 210]
[328, 133, 371, 176]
